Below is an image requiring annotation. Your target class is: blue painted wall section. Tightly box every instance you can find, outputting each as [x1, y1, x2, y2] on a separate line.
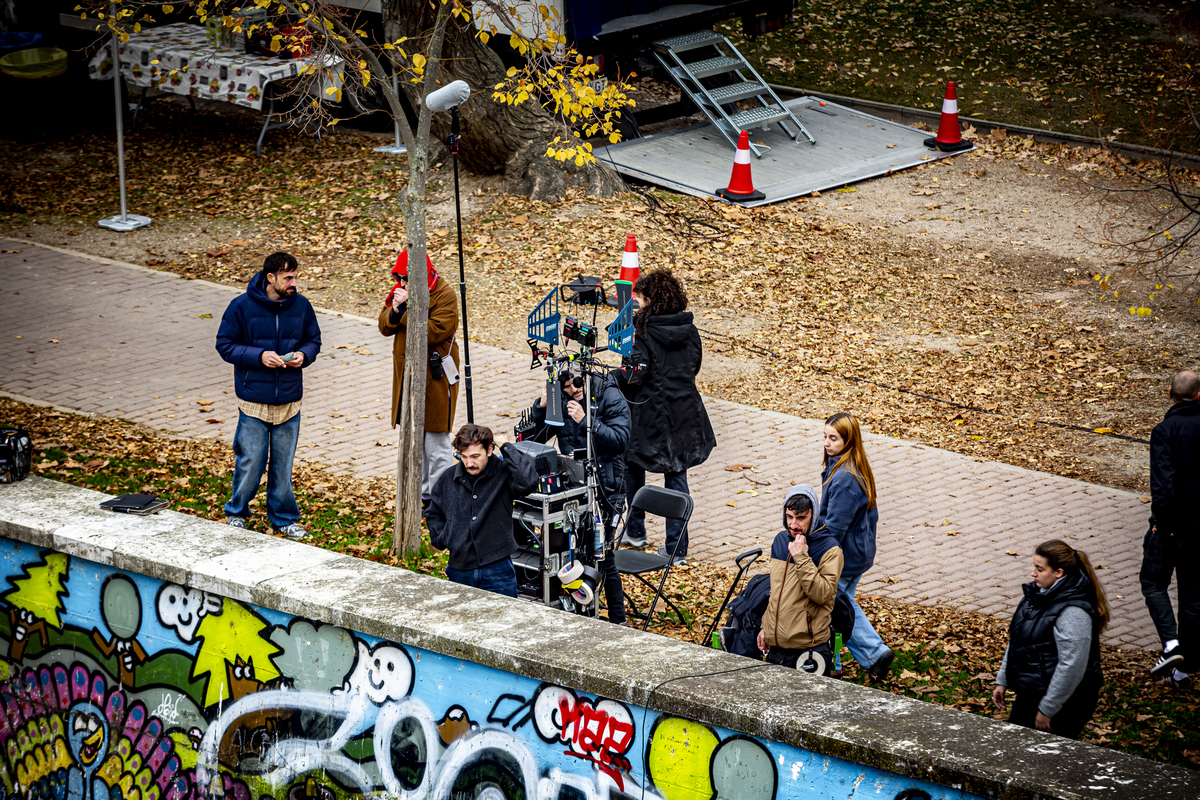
[0, 537, 984, 800]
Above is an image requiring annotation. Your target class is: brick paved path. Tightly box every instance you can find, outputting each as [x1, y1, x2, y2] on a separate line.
[0, 240, 1167, 650]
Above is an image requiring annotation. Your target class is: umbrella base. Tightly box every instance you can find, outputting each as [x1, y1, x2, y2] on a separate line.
[373, 144, 407, 155]
[97, 214, 152, 232]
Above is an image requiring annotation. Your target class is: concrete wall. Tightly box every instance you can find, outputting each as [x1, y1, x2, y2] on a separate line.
[0, 478, 1195, 800]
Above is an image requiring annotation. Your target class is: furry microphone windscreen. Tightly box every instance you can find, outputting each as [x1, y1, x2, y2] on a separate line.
[425, 80, 471, 112]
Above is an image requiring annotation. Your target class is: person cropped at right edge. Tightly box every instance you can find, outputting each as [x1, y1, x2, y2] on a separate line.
[615, 269, 716, 565]
[1142, 369, 1200, 687]
[818, 412, 893, 678]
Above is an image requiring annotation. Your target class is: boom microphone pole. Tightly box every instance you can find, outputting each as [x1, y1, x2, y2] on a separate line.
[425, 80, 474, 422]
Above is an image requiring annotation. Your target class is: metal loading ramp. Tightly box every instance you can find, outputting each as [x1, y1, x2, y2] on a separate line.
[652, 30, 814, 155]
[599, 96, 974, 207]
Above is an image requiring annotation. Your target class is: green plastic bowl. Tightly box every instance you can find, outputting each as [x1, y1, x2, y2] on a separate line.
[0, 47, 69, 79]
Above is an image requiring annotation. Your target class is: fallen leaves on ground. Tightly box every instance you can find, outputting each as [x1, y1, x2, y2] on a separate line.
[0, 100, 1189, 494]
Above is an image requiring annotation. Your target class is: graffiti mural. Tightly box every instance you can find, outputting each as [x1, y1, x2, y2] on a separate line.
[0, 537, 983, 800]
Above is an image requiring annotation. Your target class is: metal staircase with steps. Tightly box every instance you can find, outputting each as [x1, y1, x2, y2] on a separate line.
[653, 30, 815, 158]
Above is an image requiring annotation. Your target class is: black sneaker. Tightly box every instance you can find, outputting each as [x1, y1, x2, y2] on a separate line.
[867, 648, 896, 679]
[1163, 672, 1192, 692]
[226, 516, 247, 529]
[1151, 645, 1185, 677]
[623, 534, 648, 548]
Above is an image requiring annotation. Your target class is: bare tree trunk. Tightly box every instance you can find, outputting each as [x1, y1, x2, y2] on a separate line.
[389, 1, 451, 557]
[395, 195, 428, 557]
[382, 0, 624, 202]
[383, 0, 554, 170]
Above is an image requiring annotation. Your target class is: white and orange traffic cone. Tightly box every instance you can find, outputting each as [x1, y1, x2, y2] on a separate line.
[924, 81, 972, 152]
[614, 233, 639, 309]
[716, 130, 765, 202]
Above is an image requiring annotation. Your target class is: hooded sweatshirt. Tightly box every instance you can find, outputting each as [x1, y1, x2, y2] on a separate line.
[761, 485, 844, 651]
[215, 269, 322, 406]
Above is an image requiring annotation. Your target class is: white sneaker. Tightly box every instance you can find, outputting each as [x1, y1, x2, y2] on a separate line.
[275, 523, 307, 540]
[1150, 645, 1184, 676]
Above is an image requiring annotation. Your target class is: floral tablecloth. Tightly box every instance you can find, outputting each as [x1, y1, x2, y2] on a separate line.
[88, 23, 342, 111]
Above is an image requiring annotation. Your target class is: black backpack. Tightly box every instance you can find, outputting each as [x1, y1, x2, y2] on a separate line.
[721, 573, 772, 659]
[0, 427, 33, 483]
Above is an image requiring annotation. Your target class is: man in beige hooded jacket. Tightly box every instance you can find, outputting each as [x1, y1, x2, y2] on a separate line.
[759, 484, 844, 673]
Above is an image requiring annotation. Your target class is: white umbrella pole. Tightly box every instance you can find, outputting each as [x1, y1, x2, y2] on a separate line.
[374, 72, 406, 155]
[99, 12, 151, 232]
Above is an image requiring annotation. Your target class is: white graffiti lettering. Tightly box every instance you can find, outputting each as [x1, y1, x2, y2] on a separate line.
[197, 682, 663, 800]
[151, 692, 184, 725]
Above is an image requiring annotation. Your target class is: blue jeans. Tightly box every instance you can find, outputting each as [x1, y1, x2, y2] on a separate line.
[624, 464, 689, 556]
[447, 557, 518, 598]
[224, 411, 301, 528]
[838, 573, 890, 668]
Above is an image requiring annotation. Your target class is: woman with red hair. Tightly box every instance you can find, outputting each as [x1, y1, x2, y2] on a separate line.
[819, 412, 892, 678]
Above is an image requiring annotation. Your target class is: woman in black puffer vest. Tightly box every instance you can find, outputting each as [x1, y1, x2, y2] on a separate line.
[993, 539, 1109, 739]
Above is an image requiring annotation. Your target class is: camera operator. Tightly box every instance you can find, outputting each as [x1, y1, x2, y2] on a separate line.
[528, 368, 631, 625]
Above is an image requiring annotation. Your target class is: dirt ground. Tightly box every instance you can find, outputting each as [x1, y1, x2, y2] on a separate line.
[2, 88, 1196, 494]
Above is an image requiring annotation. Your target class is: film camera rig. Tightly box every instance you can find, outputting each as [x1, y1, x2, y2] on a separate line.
[509, 277, 635, 616]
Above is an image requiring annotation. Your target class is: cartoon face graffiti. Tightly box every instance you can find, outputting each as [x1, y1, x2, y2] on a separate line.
[93, 575, 148, 687]
[156, 584, 222, 642]
[339, 641, 413, 706]
[227, 656, 263, 701]
[12, 607, 40, 643]
[4, 551, 69, 659]
[68, 704, 108, 768]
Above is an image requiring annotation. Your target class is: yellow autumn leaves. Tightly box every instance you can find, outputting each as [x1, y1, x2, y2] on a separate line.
[494, 53, 635, 167]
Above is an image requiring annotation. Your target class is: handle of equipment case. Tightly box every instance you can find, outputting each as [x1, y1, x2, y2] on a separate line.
[699, 547, 764, 647]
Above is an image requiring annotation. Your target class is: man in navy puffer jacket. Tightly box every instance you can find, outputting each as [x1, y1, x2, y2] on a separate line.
[215, 252, 321, 539]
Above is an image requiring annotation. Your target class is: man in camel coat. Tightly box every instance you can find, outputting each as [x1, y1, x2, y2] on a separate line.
[378, 249, 461, 501]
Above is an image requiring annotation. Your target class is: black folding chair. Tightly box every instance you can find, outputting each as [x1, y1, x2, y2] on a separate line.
[613, 485, 693, 631]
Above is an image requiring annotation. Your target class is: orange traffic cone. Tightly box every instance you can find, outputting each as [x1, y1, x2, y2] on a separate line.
[618, 233, 639, 285]
[924, 81, 972, 152]
[614, 233, 639, 309]
[716, 131, 765, 202]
